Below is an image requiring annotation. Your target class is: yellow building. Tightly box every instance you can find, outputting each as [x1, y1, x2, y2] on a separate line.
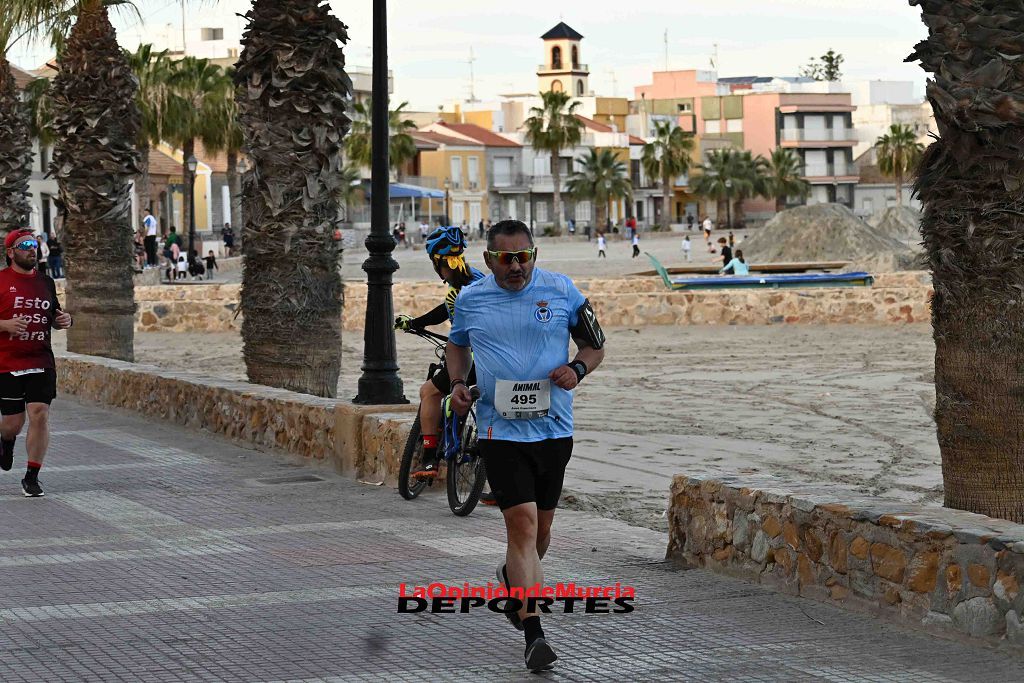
[413, 130, 488, 227]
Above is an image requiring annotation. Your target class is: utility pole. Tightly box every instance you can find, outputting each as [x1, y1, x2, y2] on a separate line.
[180, 1, 187, 54]
[467, 47, 477, 103]
[606, 69, 618, 98]
[664, 29, 669, 72]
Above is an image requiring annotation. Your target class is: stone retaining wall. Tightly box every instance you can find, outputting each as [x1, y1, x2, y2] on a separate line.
[668, 473, 1024, 650]
[56, 353, 416, 484]
[71, 272, 931, 333]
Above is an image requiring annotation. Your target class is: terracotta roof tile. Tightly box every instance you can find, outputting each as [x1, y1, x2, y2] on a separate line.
[436, 122, 520, 147]
[629, 135, 646, 145]
[147, 149, 184, 178]
[412, 131, 482, 147]
[575, 114, 613, 133]
[10, 65, 38, 90]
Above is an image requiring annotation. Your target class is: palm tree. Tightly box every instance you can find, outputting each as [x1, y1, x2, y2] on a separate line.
[641, 120, 695, 228]
[166, 57, 227, 236]
[338, 164, 363, 226]
[234, 0, 350, 397]
[691, 148, 757, 229]
[729, 150, 766, 228]
[566, 149, 632, 232]
[124, 44, 172, 222]
[523, 90, 584, 235]
[761, 147, 810, 212]
[344, 99, 416, 179]
[875, 123, 923, 207]
[910, 0, 1024, 521]
[49, 0, 140, 361]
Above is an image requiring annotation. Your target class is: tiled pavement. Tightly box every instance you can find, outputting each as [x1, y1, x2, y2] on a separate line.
[0, 399, 1022, 682]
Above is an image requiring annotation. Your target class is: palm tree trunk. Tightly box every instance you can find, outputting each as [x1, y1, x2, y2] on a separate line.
[226, 150, 243, 232]
[0, 54, 34, 233]
[895, 169, 903, 207]
[50, 3, 139, 361]
[716, 199, 727, 227]
[914, 0, 1024, 522]
[235, 0, 347, 397]
[776, 197, 785, 213]
[138, 144, 152, 216]
[734, 198, 746, 228]
[662, 174, 672, 229]
[551, 153, 563, 235]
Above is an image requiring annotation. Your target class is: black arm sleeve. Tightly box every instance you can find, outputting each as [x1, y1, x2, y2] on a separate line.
[409, 303, 449, 329]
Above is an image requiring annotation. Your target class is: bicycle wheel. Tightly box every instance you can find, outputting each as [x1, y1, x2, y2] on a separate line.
[398, 412, 429, 500]
[447, 409, 487, 516]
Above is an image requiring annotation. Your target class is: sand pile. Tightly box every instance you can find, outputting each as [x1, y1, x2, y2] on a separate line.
[868, 206, 922, 243]
[741, 203, 914, 264]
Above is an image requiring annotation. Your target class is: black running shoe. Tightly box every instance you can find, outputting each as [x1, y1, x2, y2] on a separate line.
[480, 490, 497, 506]
[525, 637, 557, 671]
[0, 438, 13, 471]
[21, 477, 43, 497]
[496, 563, 524, 631]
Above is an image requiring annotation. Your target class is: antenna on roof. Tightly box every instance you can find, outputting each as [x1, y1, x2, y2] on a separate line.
[664, 29, 669, 72]
[605, 69, 618, 97]
[467, 47, 478, 103]
[710, 43, 719, 71]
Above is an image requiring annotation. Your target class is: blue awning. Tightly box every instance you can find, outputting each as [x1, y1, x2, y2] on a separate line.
[364, 182, 444, 199]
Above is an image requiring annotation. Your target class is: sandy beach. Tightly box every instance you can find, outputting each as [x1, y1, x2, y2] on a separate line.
[55, 321, 938, 532]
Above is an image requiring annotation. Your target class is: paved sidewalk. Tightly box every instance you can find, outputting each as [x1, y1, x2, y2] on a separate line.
[0, 399, 1021, 682]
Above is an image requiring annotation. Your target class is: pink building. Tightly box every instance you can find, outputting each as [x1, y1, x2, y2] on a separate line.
[633, 70, 859, 221]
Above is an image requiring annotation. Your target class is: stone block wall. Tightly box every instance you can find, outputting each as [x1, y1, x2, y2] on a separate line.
[90, 273, 934, 334]
[668, 473, 1024, 649]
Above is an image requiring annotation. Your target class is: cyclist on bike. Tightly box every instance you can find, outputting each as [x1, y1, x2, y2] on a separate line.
[395, 226, 487, 482]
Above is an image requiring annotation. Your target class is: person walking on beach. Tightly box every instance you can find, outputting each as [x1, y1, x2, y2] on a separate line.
[718, 238, 733, 273]
[687, 213, 695, 232]
[0, 228, 73, 497]
[682, 235, 691, 262]
[597, 232, 607, 258]
[204, 250, 218, 280]
[631, 231, 640, 258]
[446, 219, 606, 672]
[702, 216, 713, 245]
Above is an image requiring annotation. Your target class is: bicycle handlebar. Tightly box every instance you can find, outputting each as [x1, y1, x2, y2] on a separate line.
[402, 326, 449, 343]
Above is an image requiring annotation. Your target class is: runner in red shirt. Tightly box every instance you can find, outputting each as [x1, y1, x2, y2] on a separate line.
[0, 229, 73, 496]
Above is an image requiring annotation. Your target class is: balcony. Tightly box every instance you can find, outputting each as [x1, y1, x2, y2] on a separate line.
[801, 163, 858, 181]
[781, 127, 857, 145]
[537, 63, 589, 73]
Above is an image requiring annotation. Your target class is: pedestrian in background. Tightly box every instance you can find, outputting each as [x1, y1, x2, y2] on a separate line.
[143, 208, 159, 266]
[597, 232, 607, 258]
[631, 231, 640, 258]
[687, 214, 695, 232]
[47, 238, 63, 279]
[205, 251, 218, 280]
[682, 234, 691, 262]
[720, 249, 749, 275]
[719, 238, 733, 273]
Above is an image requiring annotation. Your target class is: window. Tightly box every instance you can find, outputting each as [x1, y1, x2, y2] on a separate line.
[507, 198, 517, 220]
[575, 201, 591, 221]
[449, 156, 462, 188]
[493, 157, 513, 186]
[862, 198, 874, 213]
[551, 79, 563, 93]
[227, 48, 239, 58]
[533, 156, 549, 177]
[39, 145, 48, 173]
[571, 45, 579, 68]
[577, 79, 584, 96]
[452, 201, 465, 223]
[536, 201, 548, 223]
[467, 156, 479, 189]
[726, 119, 743, 133]
[201, 27, 224, 41]
[469, 202, 481, 226]
[704, 120, 721, 134]
[551, 46, 562, 69]
[677, 102, 692, 113]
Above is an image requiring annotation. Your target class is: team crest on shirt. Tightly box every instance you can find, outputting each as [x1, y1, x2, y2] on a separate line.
[535, 300, 552, 323]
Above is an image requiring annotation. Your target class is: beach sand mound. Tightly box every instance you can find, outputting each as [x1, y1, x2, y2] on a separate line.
[868, 206, 922, 243]
[741, 203, 913, 264]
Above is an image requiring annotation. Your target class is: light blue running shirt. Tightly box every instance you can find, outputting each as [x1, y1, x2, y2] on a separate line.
[449, 267, 587, 442]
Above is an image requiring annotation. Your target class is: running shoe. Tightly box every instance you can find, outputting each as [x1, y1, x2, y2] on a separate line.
[21, 477, 43, 497]
[0, 438, 13, 471]
[524, 637, 557, 671]
[480, 490, 497, 506]
[496, 563, 524, 631]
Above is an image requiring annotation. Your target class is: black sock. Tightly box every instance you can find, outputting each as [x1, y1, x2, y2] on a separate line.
[25, 463, 40, 481]
[523, 616, 544, 646]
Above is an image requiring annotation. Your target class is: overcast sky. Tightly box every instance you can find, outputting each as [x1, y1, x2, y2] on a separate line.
[10, 0, 930, 110]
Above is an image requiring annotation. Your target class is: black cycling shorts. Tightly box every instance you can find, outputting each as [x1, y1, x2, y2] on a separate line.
[430, 364, 477, 394]
[0, 369, 57, 415]
[479, 437, 573, 511]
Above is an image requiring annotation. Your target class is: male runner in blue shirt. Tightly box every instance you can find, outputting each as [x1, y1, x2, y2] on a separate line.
[447, 220, 606, 672]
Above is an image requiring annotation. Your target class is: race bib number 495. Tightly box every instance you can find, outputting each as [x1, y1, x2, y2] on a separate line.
[494, 378, 551, 419]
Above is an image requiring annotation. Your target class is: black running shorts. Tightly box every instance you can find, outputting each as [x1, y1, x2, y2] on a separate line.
[478, 437, 573, 511]
[0, 369, 57, 415]
[430, 364, 477, 394]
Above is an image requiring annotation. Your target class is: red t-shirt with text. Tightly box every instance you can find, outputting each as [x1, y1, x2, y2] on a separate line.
[0, 267, 63, 372]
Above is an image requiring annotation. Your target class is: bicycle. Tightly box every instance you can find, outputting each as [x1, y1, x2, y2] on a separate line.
[397, 327, 488, 517]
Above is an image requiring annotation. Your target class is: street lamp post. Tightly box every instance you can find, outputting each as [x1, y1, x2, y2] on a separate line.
[186, 154, 197, 265]
[725, 178, 733, 230]
[443, 178, 451, 225]
[354, 0, 406, 405]
[529, 189, 534, 231]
